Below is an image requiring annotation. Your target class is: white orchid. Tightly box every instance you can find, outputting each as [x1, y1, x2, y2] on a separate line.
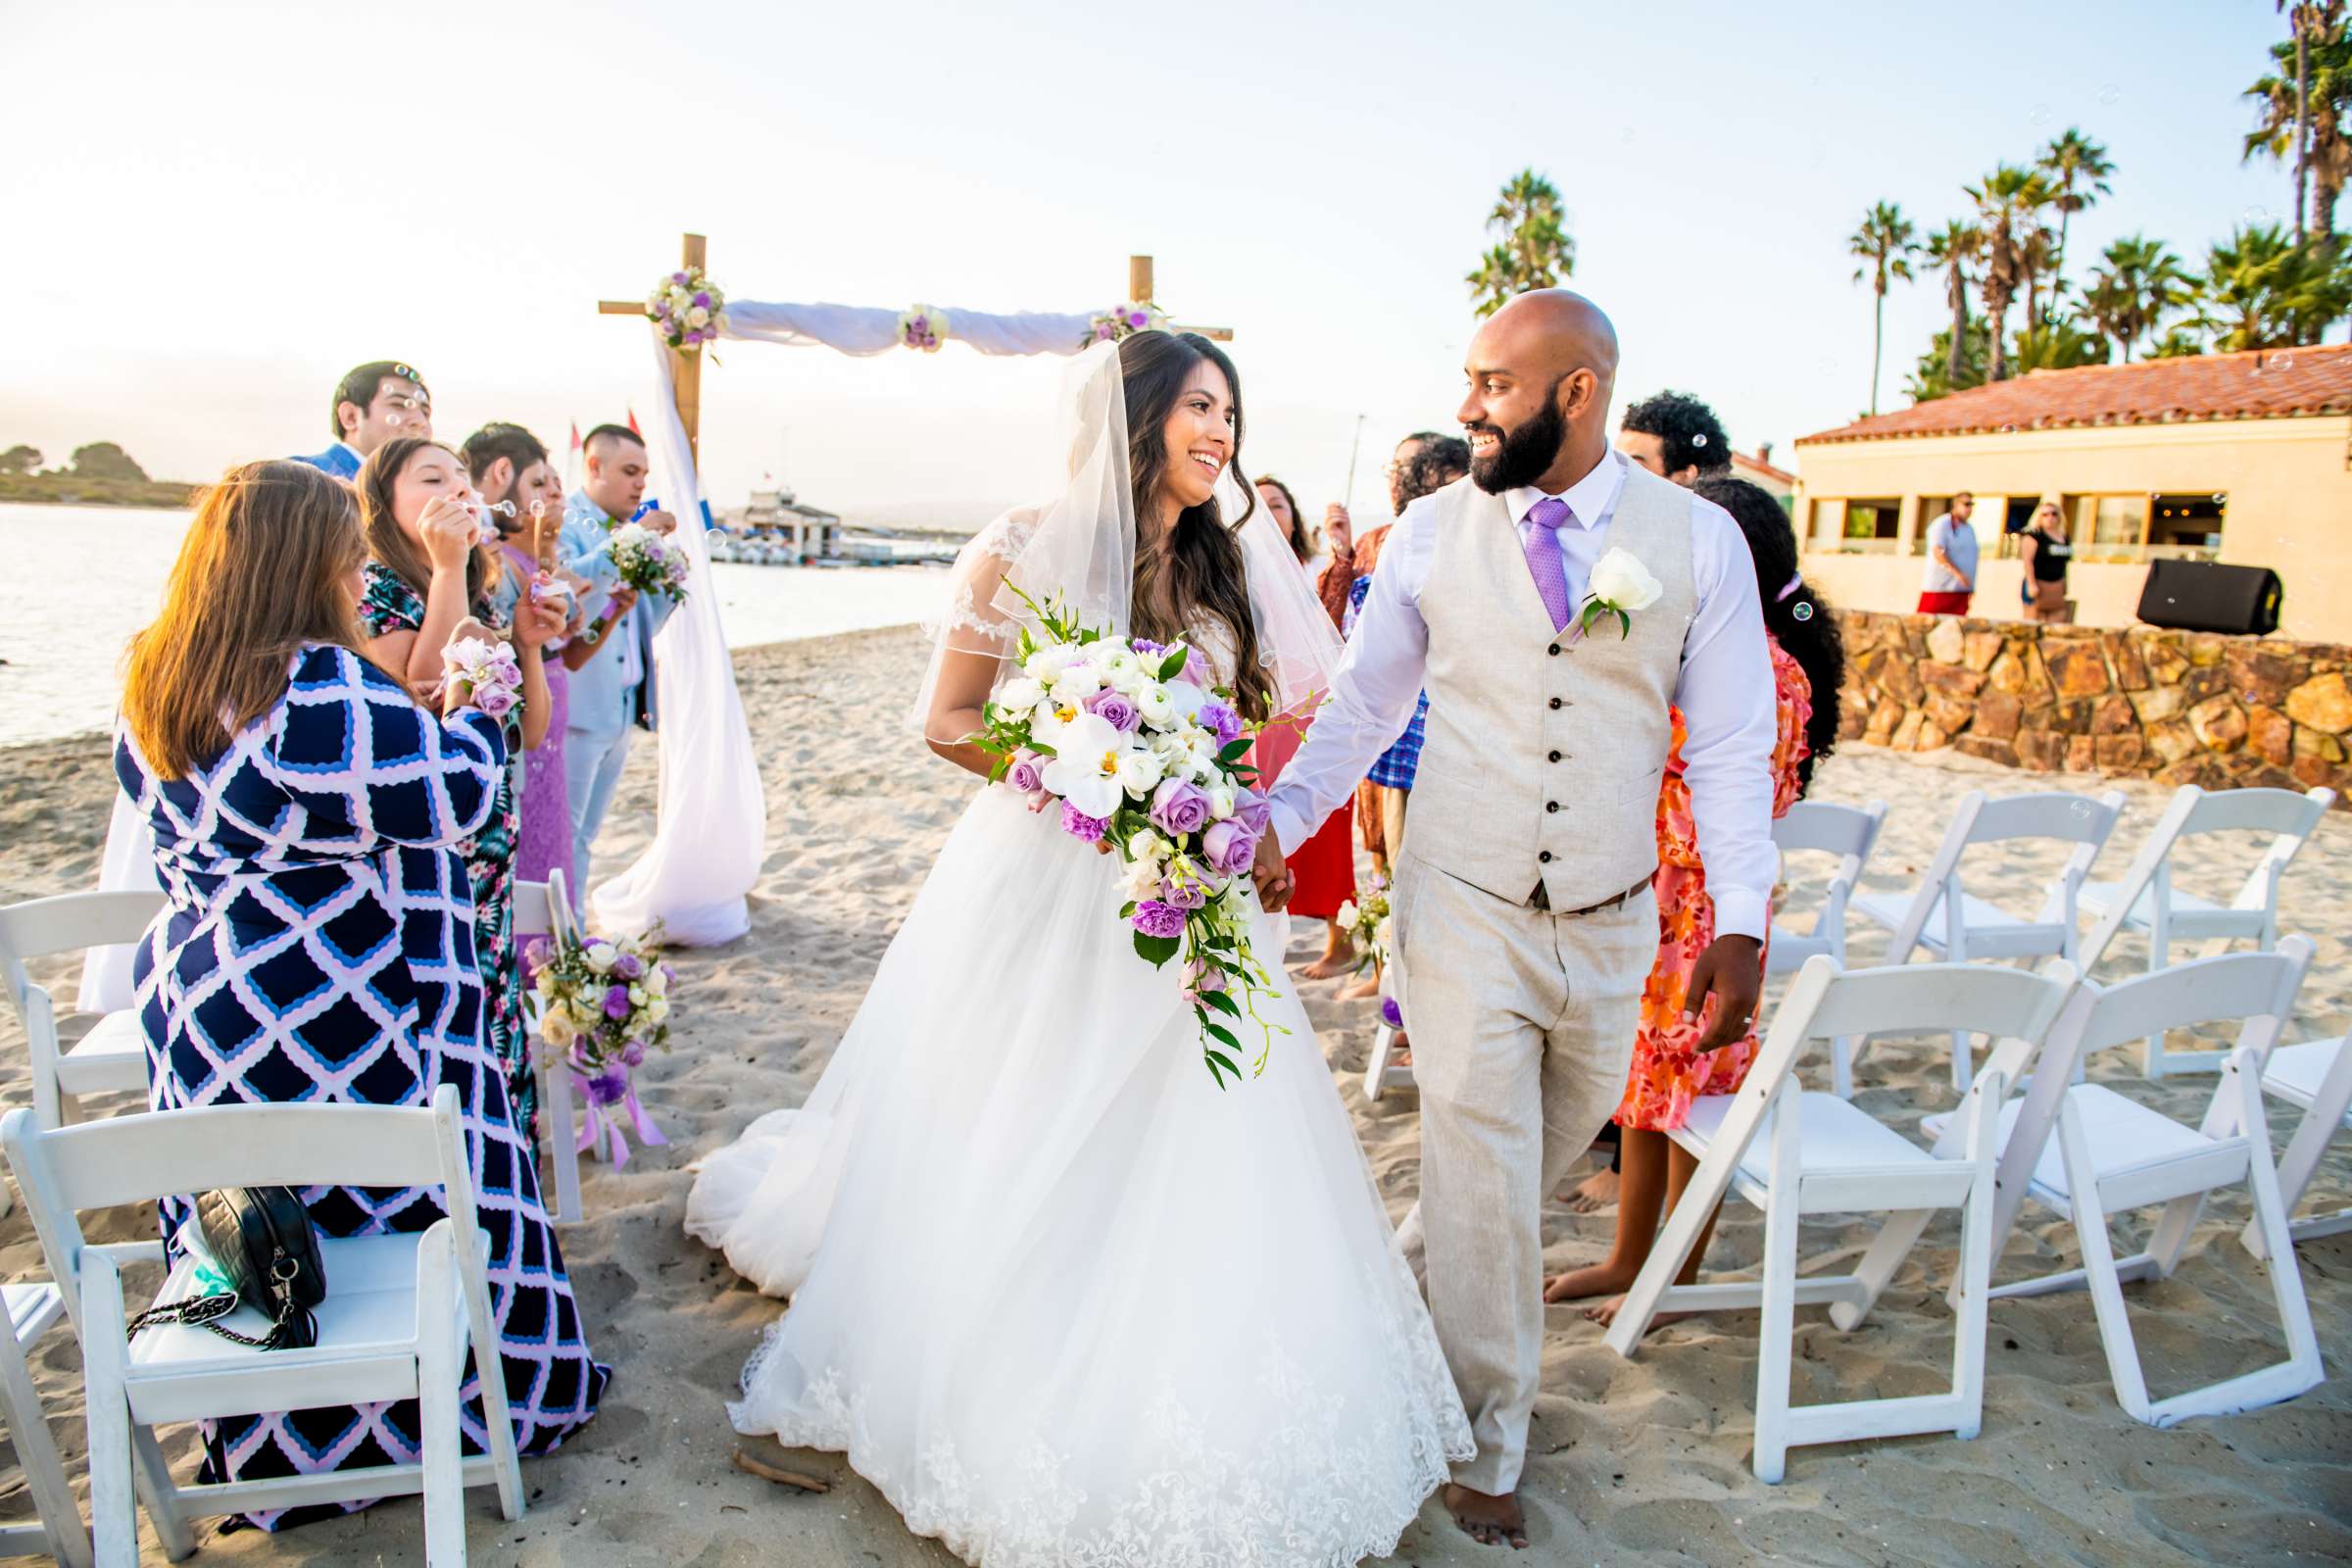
[1038, 710, 1129, 818]
[1167, 679, 1209, 721]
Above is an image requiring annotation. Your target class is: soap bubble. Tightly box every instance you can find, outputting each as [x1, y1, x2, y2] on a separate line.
[2096, 83, 2122, 106]
[2244, 205, 2272, 225]
[1792, 602, 1814, 622]
[2029, 103, 2053, 125]
[2277, 354, 2294, 372]
[2211, 493, 2228, 506]
[1693, 434, 1709, 448]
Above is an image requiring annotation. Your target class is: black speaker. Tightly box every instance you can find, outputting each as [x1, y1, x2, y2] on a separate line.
[2135, 560, 2282, 636]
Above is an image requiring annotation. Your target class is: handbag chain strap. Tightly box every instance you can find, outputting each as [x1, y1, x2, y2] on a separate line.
[126, 1255, 303, 1348]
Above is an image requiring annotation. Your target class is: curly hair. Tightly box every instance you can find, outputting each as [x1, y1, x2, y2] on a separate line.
[1401, 433, 1470, 507]
[1621, 390, 1732, 478]
[1692, 476, 1842, 791]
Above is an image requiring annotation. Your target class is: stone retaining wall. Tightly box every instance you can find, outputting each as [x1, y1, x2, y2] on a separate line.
[1837, 612, 2352, 802]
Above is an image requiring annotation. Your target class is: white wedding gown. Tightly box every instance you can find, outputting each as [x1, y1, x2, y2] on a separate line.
[687, 671, 1472, 1566]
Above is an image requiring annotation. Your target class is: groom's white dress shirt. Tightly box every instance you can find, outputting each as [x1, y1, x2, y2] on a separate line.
[1267, 449, 1780, 939]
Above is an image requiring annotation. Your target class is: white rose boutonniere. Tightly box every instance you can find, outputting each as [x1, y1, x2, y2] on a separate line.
[1577, 547, 1664, 641]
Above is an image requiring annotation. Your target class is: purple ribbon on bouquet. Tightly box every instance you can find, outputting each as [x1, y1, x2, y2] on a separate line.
[572, 1062, 668, 1168]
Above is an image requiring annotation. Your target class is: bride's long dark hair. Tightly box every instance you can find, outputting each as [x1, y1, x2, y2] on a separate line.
[1120, 330, 1274, 723]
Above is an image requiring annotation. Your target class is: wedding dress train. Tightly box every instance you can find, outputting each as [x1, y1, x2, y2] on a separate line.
[686, 783, 1472, 1567]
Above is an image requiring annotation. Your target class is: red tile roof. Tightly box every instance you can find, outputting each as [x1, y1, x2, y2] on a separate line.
[1796, 342, 2352, 445]
[1732, 449, 1795, 485]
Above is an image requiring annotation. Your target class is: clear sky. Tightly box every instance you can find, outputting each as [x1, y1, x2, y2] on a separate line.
[0, 0, 2299, 529]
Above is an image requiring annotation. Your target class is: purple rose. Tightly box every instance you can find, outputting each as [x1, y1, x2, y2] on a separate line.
[1201, 819, 1259, 876]
[1005, 749, 1047, 794]
[1060, 802, 1108, 843]
[621, 1040, 647, 1067]
[1161, 876, 1207, 910]
[473, 682, 517, 721]
[654, 300, 671, 318]
[692, 291, 710, 309]
[1150, 778, 1212, 837]
[603, 985, 632, 1020]
[1198, 701, 1243, 748]
[612, 952, 645, 982]
[672, 270, 689, 283]
[1085, 688, 1141, 733]
[1131, 901, 1186, 939]
[1381, 996, 1404, 1030]
[1231, 788, 1272, 839]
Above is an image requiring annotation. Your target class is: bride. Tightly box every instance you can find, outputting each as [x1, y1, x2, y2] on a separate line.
[686, 330, 1472, 1567]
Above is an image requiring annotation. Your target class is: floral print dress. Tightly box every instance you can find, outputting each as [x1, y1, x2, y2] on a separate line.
[359, 562, 534, 1134]
[1614, 636, 1812, 1133]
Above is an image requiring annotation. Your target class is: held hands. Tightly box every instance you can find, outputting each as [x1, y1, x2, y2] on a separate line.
[1322, 503, 1352, 557]
[417, 495, 478, 571]
[1684, 934, 1763, 1052]
[1250, 834, 1294, 911]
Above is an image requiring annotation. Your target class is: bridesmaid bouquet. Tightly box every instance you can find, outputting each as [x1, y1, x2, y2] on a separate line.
[442, 636, 524, 722]
[973, 583, 1286, 1089]
[1338, 873, 1393, 975]
[526, 929, 675, 1167]
[609, 522, 693, 604]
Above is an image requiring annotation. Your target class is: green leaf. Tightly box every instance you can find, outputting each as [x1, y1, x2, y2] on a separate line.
[1028, 739, 1058, 758]
[1204, 1050, 1239, 1089]
[1199, 989, 1241, 1016]
[1158, 646, 1191, 681]
[1613, 608, 1633, 640]
[1133, 933, 1182, 966]
[1217, 738, 1253, 764]
[1204, 1021, 1241, 1050]
[1118, 900, 1137, 918]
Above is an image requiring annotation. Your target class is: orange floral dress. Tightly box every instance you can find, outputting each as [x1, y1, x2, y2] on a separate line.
[1614, 637, 1812, 1133]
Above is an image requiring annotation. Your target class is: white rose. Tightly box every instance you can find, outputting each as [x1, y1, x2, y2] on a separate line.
[1136, 682, 1175, 727]
[650, 997, 670, 1021]
[647, 966, 668, 996]
[1110, 664, 1149, 699]
[1128, 829, 1171, 861]
[1101, 647, 1140, 681]
[687, 306, 710, 328]
[628, 985, 647, 1006]
[1207, 784, 1236, 820]
[1122, 858, 1164, 899]
[584, 942, 617, 974]
[1337, 900, 1359, 928]
[1588, 547, 1664, 612]
[1028, 643, 1080, 680]
[1050, 664, 1103, 705]
[540, 1008, 577, 1049]
[996, 676, 1046, 712]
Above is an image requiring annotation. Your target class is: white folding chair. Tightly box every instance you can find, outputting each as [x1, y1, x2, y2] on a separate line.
[1604, 957, 2077, 1484]
[1766, 800, 1887, 1099]
[518, 872, 582, 1224]
[0, 891, 168, 1136]
[2238, 1033, 2352, 1257]
[0, 1282, 95, 1565]
[2, 1085, 525, 1565]
[1851, 789, 2127, 1092]
[1936, 942, 2323, 1427]
[2076, 784, 2335, 1078]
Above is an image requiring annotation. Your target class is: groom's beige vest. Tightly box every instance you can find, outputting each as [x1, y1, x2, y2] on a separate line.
[1407, 466, 1696, 910]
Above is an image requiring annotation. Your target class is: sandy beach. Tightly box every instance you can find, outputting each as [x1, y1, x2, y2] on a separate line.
[1, 624, 2347, 1566]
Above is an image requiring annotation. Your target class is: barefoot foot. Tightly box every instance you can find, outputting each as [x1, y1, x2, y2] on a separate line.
[1338, 972, 1382, 1001]
[1582, 1294, 1693, 1331]
[1542, 1260, 1640, 1304]
[1298, 951, 1355, 982]
[1443, 1484, 1527, 1550]
[1561, 1168, 1619, 1213]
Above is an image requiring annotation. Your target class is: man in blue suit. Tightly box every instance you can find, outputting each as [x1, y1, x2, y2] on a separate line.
[561, 423, 680, 881]
[293, 361, 430, 478]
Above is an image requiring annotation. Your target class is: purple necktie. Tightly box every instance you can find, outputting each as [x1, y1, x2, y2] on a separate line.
[1522, 497, 1573, 632]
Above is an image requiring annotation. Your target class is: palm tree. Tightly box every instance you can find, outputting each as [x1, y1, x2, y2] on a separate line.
[1847, 201, 1918, 415]
[2082, 235, 2195, 360]
[1967, 165, 2046, 381]
[2018, 220, 2061, 327]
[2036, 127, 2116, 304]
[1925, 220, 1983, 391]
[1465, 170, 1575, 317]
[2250, 19, 2352, 241]
[2255, 3, 2349, 241]
[2200, 220, 2339, 348]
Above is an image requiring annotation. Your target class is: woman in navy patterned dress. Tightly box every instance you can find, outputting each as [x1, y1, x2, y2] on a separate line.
[118, 461, 605, 1531]
[354, 437, 563, 1136]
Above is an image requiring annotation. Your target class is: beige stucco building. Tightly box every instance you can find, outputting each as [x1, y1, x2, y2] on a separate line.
[1789, 344, 2352, 643]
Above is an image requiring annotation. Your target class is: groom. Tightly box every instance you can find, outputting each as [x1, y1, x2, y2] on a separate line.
[1256, 290, 1777, 1548]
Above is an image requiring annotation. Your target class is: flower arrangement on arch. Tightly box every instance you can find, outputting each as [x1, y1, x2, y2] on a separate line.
[971, 582, 1286, 1089]
[646, 267, 726, 350]
[1086, 301, 1166, 346]
[897, 304, 951, 353]
[527, 926, 676, 1167]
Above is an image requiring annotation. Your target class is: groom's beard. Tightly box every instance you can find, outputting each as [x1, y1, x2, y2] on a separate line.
[1469, 385, 1568, 494]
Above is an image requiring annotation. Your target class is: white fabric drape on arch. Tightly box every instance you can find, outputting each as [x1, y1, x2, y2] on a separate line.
[721, 301, 1098, 358]
[588, 328, 768, 947]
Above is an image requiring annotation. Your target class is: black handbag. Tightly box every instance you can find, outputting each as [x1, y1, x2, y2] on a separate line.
[128, 1187, 325, 1350]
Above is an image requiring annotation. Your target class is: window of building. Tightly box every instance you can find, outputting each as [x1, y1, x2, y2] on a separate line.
[2148, 493, 2226, 560]
[1808, 498, 1842, 547]
[1835, 498, 1901, 555]
[2066, 493, 2151, 563]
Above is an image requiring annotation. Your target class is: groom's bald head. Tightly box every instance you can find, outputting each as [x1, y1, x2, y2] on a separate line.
[1458, 290, 1620, 496]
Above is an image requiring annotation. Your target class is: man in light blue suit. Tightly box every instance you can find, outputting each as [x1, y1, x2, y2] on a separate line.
[292, 360, 430, 478]
[561, 423, 680, 883]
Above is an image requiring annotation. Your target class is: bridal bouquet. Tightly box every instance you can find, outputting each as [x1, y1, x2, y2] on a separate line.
[974, 584, 1284, 1089]
[443, 636, 523, 723]
[609, 521, 692, 603]
[646, 267, 726, 349]
[526, 927, 675, 1168]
